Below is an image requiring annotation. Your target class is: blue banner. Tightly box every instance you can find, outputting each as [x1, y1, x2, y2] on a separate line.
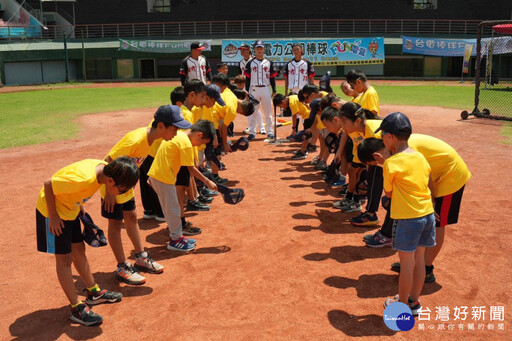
[402, 36, 477, 57]
[222, 38, 385, 66]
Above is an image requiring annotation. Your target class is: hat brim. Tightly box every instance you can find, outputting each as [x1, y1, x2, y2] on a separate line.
[374, 126, 382, 134]
[193, 46, 206, 51]
[254, 44, 265, 48]
[216, 97, 226, 106]
[238, 46, 250, 50]
[173, 120, 193, 129]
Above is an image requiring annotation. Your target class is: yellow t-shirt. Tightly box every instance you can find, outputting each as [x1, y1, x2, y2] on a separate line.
[146, 120, 163, 158]
[289, 95, 310, 119]
[200, 105, 214, 123]
[193, 105, 214, 152]
[180, 105, 194, 124]
[148, 130, 195, 185]
[36, 159, 106, 220]
[213, 88, 238, 128]
[409, 134, 471, 197]
[353, 86, 380, 116]
[383, 151, 434, 220]
[101, 127, 150, 203]
[316, 91, 329, 129]
[192, 106, 203, 124]
[349, 119, 382, 163]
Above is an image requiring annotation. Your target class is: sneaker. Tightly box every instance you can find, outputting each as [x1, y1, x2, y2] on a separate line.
[310, 156, 319, 165]
[186, 199, 210, 212]
[293, 149, 302, 155]
[267, 134, 275, 139]
[291, 151, 308, 160]
[425, 272, 437, 283]
[260, 128, 266, 135]
[243, 128, 250, 135]
[391, 262, 401, 273]
[183, 236, 197, 244]
[182, 222, 202, 236]
[383, 296, 422, 316]
[307, 144, 317, 152]
[85, 288, 122, 306]
[286, 133, 296, 140]
[115, 262, 146, 285]
[351, 211, 379, 226]
[341, 200, 362, 213]
[247, 134, 256, 140]
[219, 162, 226, 171]
[315, 160, 328, 171]
[333, 198, 352, 209]
[330, 179, 347, 188]
[365, 231, 392, 248]
[142, 210, 156, 219]
[201, 188, 219, 197]
[155, 215, 166, 222]
[167, 236, 196, 252]
[134, 251, 164, 274]
[198, 194, 213, 204]
[211, 174, 229, 184]
[363, 232, 377, 242]
[70, 304, 103, 326]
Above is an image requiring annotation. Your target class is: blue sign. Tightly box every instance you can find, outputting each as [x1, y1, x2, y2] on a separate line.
[222, 38, 385, 66]
[402, 36, 477, 57]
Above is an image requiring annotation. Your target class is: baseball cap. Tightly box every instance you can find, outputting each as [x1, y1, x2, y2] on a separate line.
[230, 136, 250, 152]
[190, 42, 205, 51]
[374, 112, 412, 135]
[217, 184, 245, 205]
[154, 105, 192, 130]
[238, 43, 250, 50]
[205, 84, 226, 106]
[254, 40, 265, 48]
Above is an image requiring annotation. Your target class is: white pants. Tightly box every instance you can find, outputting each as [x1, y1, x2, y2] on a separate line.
[248, 86, 273, 135]
[149, 177, 182, 240]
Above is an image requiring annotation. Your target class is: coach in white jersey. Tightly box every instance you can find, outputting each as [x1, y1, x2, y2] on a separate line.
[244, 40, 278, 140]
[238, 43, 252, 75]
[179, 42, 213, 86]
[284, 43, 315, 94]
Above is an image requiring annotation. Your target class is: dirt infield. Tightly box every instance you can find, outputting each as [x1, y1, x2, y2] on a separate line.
[1, 104, 511, 340]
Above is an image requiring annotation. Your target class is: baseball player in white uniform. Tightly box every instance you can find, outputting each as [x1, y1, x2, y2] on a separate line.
[244, 40, 278, 139]
[238, 43, 252, 75]
[179, 42, 212, 85]
[284, 43, 315, 94]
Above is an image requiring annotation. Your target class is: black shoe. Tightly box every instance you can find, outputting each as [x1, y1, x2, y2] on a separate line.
[85, 288, 122, 306]
[201, 188, 219, 197]
[211, 174, 229, 184]
[391, 262, 401, 273]
[307, 144, 317, 152]
[198, 194, 213, 204]
[70, 304, 103, 326]
[187, 199, 210, 211]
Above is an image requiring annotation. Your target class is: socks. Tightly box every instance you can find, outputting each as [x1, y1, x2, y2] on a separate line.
[425, 265, 434, 274]
[346, 192, 353, 201]
[71, 301, 84, 308]
[135, 251, 148, 259]
[87, 283, 100, 293]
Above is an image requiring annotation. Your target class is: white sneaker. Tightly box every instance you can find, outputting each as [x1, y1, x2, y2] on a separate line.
[243, 128, 250, 134]
[155, 216, 166, 222]
[341, 200, 362, 213]
[115, 262, 146, 285]
[134, 251, 164, 274]
[260, 128, 266, 135]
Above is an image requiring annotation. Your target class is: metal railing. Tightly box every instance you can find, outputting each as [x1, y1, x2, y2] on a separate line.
[0, 19, 491, 40]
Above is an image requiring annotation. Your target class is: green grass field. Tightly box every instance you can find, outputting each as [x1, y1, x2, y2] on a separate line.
[1, 84, 509, 148]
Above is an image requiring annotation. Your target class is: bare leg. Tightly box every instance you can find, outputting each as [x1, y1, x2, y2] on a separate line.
[410, 247, 427, 301]
[56, 253, 80, 305]
[398, 250, 415, 304]
[123, 209, 144, 254]
[107, 218, 126, 264]
[71, 242, 95, 288]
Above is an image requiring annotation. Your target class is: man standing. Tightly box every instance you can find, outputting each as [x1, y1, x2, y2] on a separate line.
[180, 42, 213, 86]
[244, 40, 278, 140]
[284, 43, 315, 94]
[238, 43, 252, 75]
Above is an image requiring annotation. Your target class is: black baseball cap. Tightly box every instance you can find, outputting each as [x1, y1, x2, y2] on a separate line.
[205, 84, 226, 106]
[238, 43, 250, 50]
[217, 184, 245, 205]
[375, 112, 412, 135]
[154, 105, 192, 129]
[230, 136, 250, 152]
[190, 42, 205, 51]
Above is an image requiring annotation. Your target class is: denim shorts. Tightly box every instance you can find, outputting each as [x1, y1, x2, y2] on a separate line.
[392, 213, 436, 252]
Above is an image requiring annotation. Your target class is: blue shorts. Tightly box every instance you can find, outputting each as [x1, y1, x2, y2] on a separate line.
[392, 213, 436, 252]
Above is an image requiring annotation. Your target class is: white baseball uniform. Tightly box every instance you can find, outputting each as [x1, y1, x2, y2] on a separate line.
[284, 58, 315, 94]
[179, 55, 212, 85]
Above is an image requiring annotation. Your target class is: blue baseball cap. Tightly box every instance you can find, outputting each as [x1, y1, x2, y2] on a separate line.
[375, 112, 412, 135]
[154, 105, 192, 129]
[254, 40, 265, 48]
[205, 84, 225, 106]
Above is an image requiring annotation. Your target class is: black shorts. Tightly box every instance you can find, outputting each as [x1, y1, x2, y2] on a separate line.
[435, 185, 465, 227]
[176, 166, 190, 187]
[36, 209, 82, 254]
[101, 197, 136, 220]
[351, 161, 365, 169]
[303, 117, 315, 130]
[345, 138, 354, 163]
